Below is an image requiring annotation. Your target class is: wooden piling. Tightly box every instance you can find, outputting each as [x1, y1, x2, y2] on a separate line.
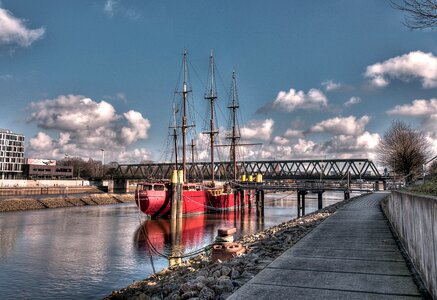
[318, 191, 323, 210]
[297, 191, 301, 218]
[171, 182, 177, 220]
[240, 189, 245, 208]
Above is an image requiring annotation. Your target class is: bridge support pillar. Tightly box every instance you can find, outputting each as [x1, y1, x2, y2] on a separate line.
[374, 180, 380, 191]
[108, 179, 129, 193]
[318, 191, 324, 210]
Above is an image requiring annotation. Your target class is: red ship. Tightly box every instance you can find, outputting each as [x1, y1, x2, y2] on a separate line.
[135, 181, 246, 217]
[135, 49, 251, 218]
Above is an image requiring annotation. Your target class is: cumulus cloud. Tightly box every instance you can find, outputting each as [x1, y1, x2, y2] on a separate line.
[387, 98, 437, 155]
[344, 96, 361, 107]
[231, 112, 380, 160]
[310, 115, 370, 136]
[365, 51, 437, 88]
[29, 132, 53, 151]
[322, 80, 342, 91]
[272, 136, 289, 145]
[121, 110, 151, 144]
[118, 148, 152, 163]
[271, 88, 328, 112]
[322, 132, 380, 153]
[240, 119, 274, 141]
[0, 7, 45, 47]
[29, 95, 118, 130]
[26, 95, 152, 162]
[283, 129, 304, 138]
[387, 98, 437, 116]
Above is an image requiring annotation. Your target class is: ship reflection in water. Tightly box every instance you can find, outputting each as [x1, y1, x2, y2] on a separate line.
[133, 191, 354, 267]
[133, 208, 264, 267]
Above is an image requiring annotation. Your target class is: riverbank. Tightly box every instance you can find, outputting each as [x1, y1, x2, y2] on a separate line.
[107, 193, 369, 300]
[0, 193, 134, 212]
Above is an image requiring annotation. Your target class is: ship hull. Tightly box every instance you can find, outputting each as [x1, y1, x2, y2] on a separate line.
[135, 183, 247, 218]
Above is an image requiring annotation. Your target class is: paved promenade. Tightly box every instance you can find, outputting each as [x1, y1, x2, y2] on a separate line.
[229, 192, 422, 299]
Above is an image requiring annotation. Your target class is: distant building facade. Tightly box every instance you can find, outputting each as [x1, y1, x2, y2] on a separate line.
[0, 129, 25, 179]
[22, 159, 74, 179]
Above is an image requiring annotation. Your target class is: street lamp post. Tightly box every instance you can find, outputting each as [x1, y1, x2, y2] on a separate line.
[101, 149, 105, 177]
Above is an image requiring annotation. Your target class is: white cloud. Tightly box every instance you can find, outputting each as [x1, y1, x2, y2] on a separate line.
[387, 98, 437, 155]
[310, 115, 370, 136]
[29, 132, 53, 151]
[321, 132, 380, 156]
[322, 80, 342, 91]
[121, 110, 151, 144]
[118, 148, 151, 163]
[29, 95, 118, 130]
[0, 7, 45, 47]
[240, 119, 274, 141]
[387, 98, 437, 116]
[344, 96, 361, 107]
[27, 95, 152, 162]
[272, 136, 289, 145]
[365, 51, 437, 88]
[283, 129, 304, 138]
[272, 88, 328, 112]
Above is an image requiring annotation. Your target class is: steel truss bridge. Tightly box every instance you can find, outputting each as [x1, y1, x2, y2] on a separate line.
[112, 159, 382, 181]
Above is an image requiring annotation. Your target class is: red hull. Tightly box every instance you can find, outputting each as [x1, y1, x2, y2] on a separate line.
[135, 183, 246, 218]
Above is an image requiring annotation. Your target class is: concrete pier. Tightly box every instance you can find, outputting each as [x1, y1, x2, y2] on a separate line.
[229, 193, 422, 299]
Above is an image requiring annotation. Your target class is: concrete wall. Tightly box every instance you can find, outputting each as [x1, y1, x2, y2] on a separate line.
[387, 191, 437, 299]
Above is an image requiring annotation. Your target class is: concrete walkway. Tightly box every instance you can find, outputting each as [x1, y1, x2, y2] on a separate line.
[228, 192, 422, 299]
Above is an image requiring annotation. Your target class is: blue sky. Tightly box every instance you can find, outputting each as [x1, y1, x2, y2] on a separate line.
[0, 0, 436, 165]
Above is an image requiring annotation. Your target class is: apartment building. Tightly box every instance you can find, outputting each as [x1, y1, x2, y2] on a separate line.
[0, 129, 25, 179]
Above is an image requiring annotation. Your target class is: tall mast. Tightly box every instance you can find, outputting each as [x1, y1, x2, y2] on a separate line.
[228, 71, 240, 181]
[172, 104, 179, 170]
[204, 50, 218, 185]
[182, 48, 188, 183]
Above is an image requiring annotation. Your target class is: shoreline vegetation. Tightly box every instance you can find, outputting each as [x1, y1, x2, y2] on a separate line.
[404, 176, 437, 196]
[0, 193, 134, 212]
[106, 193, 369, 300]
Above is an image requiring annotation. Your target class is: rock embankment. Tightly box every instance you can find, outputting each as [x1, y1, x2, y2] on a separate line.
[0, 194, 134, 212]
[107, 194, 366, 300]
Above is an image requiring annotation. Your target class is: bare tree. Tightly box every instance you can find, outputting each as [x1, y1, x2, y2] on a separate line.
[391, 0, 437, 29]
[428, 159, 437, 174]
[377, 120, 432, 182]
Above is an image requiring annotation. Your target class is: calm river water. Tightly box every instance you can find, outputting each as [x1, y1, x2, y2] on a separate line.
[0, 191, 354, 299]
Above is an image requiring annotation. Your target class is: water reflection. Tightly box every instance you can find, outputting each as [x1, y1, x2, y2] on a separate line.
[0, 191, 352, 300]
[0, 227, 17, 261]
[133, 207, 270, 267]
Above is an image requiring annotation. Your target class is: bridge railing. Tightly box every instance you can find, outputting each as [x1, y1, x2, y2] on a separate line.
[113, 159, 382, 181]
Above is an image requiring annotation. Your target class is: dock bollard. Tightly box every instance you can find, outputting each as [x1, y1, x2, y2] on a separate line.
[211, 227, 246, 261]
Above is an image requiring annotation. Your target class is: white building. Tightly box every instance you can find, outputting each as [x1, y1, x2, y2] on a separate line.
[0, 129, 25, 179]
